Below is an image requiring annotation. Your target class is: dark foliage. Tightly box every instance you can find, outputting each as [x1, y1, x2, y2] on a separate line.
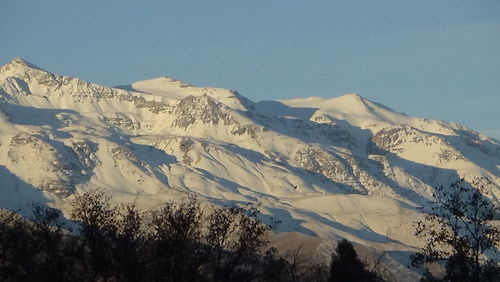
[411, 179, 500, 282]
[0, 189, 398, 282]
[0, 190, 335, 281]
[329, 239, 381, 282]
[0, 210, 34, 282]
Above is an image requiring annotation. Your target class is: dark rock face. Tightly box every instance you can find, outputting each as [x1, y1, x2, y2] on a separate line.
[172, 95, 233, 128]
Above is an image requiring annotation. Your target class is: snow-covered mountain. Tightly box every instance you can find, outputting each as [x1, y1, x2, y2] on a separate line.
[1, 58, 499, 277]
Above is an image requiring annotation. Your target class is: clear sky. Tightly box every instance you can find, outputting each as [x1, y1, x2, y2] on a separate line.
[1, 0, 499, 139]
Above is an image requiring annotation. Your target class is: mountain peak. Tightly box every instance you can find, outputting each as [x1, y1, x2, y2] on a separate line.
[342, 92, 362, 98]
[132, 76, 192, 90]
[3, 57, 44, 71]
[336, 92, 367, 103]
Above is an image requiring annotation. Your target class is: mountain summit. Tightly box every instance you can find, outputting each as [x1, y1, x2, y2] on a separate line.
[0, 58, 498, 278]
[2, 57, 44, 71]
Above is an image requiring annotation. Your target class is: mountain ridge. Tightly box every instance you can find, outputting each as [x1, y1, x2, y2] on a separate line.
[0, 58, 498, 279]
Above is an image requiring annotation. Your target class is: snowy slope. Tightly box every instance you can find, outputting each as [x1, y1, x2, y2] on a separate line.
[1, 58, 499, 277]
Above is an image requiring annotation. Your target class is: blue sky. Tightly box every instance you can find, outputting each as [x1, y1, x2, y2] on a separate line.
[1, 0, 499, 139]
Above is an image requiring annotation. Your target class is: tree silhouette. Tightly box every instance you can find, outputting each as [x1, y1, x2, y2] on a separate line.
[329, 239, 379, 282]
[412, 178, 500, 282]
[70, 189, 119, 281]
[1, 189, 340, 281]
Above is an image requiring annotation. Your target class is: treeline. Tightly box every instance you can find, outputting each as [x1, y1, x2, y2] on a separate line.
[0, 190, 385, 282]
